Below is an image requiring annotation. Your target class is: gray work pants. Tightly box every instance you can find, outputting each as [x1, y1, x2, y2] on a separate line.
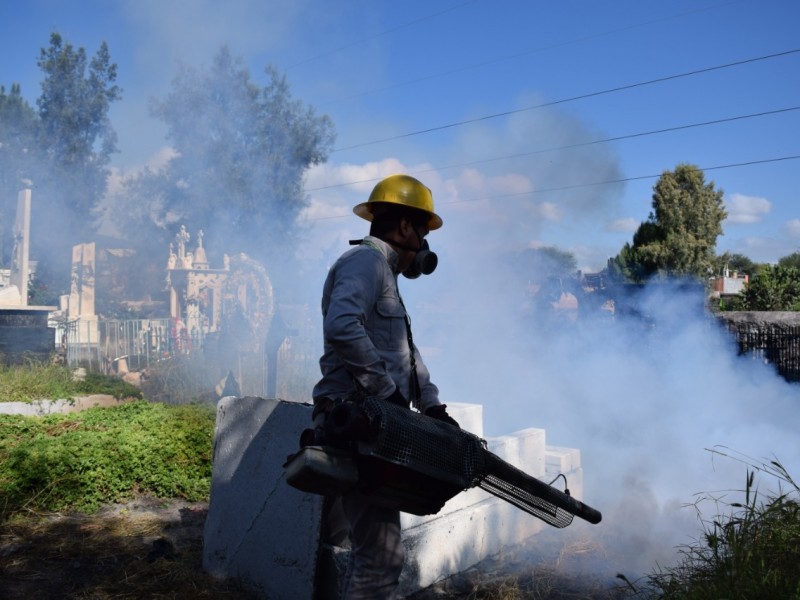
[340, 490, 404, 600]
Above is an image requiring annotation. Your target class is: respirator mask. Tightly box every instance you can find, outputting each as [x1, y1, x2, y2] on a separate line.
[349, 236, 439, 279]
[402, 239, 438, 279]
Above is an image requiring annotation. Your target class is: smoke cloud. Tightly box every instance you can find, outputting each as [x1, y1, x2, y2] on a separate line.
[391, 215, 799, 578]
[301, 108, 799, 581]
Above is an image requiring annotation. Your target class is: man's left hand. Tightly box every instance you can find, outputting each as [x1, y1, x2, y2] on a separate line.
[424, 404, 460, 428]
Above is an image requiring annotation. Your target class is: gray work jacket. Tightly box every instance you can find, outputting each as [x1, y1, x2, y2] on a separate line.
[312, 236, 440, 413]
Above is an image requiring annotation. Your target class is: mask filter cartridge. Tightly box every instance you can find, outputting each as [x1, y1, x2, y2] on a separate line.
[403, 240, 438, 279]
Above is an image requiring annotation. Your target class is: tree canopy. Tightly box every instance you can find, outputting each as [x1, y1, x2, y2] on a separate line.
[0, 32, 121, 284]
[739, 264, 800, 311]
[510, 245, 579, 313]
[713, 251, 759, 278]
[514, 245, 578, 283]
[0, 84, 40, 262]
[113, 47, 335, 289]
[777, 252, 800, 271]
[611, 164, 726, 282]
[36, 33, 120, 246]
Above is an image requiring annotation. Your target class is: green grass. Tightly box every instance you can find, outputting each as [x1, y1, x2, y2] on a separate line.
[0, 400, 215, 519]
[0, 361, 142, 403]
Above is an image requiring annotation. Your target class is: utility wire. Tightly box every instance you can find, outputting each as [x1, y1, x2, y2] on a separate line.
[307, 106, 800, 192]
[303, 154, 800, 222]
[332, 48, 800, 153]
[437, 155, 800, 208]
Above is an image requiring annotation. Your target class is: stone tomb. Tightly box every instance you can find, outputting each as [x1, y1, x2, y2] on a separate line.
[203, 397, 585, 599]
[0, 190, 56, 362]
[0, 306, 56, 362]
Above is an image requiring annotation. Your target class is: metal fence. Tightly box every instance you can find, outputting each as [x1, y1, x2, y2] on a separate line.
[58, 315, 319, 402]
[58, 318, 204, 373]
[719, 317, 800, 383]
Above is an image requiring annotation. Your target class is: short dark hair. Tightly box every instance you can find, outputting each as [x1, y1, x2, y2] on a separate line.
[369, 203, 429, 237]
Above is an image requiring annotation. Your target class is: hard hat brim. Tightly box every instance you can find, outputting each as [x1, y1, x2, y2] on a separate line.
[353, 201, 443, 231]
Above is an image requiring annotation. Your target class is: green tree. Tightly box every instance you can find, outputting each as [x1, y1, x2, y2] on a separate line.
[515, 245, 577, 281]
[608, 221, 661, 282]
[34, 32, 121, 256]
[512, 245, 578, 310]
[740, 264, 800, 311]
[0, 84, 41, 263]
[115, 47, 335, 291]
[777, 251, 800, 271]
[713, 252, 758, 278]
[612, 164, 726, 282]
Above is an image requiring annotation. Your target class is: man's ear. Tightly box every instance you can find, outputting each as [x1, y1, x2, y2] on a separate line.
[398, 216, 413, 236]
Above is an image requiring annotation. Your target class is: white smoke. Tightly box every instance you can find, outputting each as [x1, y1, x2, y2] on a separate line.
[422, 262, 799, 578]
[301, 114, 799, 582]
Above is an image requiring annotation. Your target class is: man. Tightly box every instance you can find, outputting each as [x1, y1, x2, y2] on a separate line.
[312, 174, 458, 599]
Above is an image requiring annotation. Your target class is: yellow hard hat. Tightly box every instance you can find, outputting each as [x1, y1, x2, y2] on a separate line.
[353, 174, 443, 230]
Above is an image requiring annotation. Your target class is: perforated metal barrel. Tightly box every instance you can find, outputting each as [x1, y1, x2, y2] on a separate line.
[356, 397, 486, 504]
[356, 397, 602, 527]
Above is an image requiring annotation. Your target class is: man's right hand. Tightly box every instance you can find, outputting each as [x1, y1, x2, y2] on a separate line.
[312, 397, 334, 427]
[424, 404, 460, 428]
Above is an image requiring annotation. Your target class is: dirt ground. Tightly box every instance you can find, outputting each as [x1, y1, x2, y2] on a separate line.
[0, 497, 259, 600]
[0, 497, 628, 600]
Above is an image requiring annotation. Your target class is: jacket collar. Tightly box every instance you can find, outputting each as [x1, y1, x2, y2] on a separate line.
[362, 235, 401, 273]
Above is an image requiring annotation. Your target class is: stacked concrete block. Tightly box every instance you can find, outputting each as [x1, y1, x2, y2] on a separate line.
[203, 397, 585, 599]
[546, 445, 582, 475]
[395, 416, 583, 596]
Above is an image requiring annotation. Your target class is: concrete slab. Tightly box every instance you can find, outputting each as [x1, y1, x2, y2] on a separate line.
[0, 394, 135, 416]
[202, 397, 324, 600]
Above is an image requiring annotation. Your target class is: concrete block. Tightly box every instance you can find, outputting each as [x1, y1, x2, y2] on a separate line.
[401, 486, 490, 529]
[446, 402, 484, 437]
[546, 445, 582, 474]
[0, 394, 133, 416]
[398, 494, 547, 595]
[202, 397, 324, 600]
[488, 428, 546, 478]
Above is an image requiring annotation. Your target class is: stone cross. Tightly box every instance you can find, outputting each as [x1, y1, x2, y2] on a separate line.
[176, 225, 190, 260]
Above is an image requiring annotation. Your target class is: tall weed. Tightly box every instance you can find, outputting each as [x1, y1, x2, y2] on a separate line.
[636, 449, 800, 599]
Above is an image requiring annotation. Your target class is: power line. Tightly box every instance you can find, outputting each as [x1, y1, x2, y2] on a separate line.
[438, 155, 800, 207]
[303, 154, 800, 221]
[307, 106, 800, 192]
[332, 48, 800, 153]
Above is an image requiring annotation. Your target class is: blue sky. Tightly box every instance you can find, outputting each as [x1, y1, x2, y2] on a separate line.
[4, 2, 800, 569]
[2, 0, 798, 271]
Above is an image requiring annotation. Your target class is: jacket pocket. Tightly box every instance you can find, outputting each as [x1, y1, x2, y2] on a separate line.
[371, 297, 407, 351]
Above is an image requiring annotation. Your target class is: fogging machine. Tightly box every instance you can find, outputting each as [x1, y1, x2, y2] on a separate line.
[284, 397, 601, 528]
